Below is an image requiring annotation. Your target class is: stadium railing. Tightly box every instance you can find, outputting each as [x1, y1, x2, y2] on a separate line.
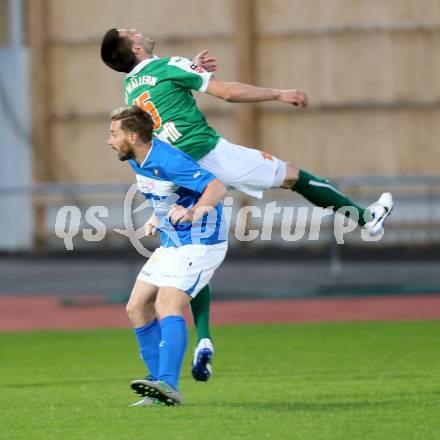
[1, 175, 440, 252]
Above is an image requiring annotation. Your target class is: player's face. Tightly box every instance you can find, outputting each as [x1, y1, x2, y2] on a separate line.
[118, 28, 155, 54]
[108, 120, 135, 161]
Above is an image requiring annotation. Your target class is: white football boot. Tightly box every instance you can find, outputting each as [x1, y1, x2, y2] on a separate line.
[130, 397, 157, 407]
[131, 379, 183, 406]
[363, 192, 394, 236]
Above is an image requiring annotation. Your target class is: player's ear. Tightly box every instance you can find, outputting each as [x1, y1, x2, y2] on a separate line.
[128, 132, 136, 144]
[131, 44, 142, 55]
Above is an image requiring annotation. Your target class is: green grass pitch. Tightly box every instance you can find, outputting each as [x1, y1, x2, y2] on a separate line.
[1, 321, 439, 440]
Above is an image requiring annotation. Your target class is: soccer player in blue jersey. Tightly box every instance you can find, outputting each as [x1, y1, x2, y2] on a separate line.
[107, 105, 228, 406]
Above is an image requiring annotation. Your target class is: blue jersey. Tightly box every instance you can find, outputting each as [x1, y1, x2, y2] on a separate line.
[129, 138, 227, 247]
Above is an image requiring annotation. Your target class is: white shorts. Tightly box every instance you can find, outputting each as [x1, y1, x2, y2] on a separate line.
[198, 138, 287, 199]
[137, 242, 227, 298]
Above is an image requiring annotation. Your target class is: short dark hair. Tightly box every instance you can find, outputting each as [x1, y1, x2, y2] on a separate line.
[101, 28, 136, 73]
[110, 106, 154, 143]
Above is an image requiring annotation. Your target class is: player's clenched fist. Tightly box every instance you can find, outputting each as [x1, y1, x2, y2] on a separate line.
[278, 90, 309, 108]
[144, 222, 157, 237]
[168, 204, 194, 225]
[144, 213, 159, 236]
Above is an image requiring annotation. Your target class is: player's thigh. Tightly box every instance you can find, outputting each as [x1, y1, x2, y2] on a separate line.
[132, 247, 164, 309]
[198, 138, 284, 197]
[155, 286, 192, 318]
[127, 278, 158, 311]
[151, 243, 227, 306]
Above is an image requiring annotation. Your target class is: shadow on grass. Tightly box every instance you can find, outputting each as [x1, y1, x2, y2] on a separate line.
[218, 371, 437, 381]
[210, 391, 440, 412]
[211, 399, 399, 413]
[0, 378, 129, 388]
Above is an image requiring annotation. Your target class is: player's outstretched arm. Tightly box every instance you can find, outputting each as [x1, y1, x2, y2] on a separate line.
[206, 75, 308, 108]
[192, 49, 217, 72]
[168, 178, 227, 225]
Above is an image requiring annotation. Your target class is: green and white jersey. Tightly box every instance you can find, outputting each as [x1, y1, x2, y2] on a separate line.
[124, 56, 221, 161]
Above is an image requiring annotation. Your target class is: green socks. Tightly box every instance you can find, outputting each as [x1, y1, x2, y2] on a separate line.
[190, 284, 212, 342]
[292, 169, 369, 226]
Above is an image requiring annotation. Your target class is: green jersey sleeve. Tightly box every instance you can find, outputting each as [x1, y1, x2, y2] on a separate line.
[166, 56, 212, 93]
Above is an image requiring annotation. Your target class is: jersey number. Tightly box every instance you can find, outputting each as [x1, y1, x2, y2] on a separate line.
[132, 91, 162, 131]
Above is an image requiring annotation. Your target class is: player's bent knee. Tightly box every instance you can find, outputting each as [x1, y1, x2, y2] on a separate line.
[126, 299, 144, 319]
[155, 286, 191, 317]
[280, 163, 300, 188]
[154, 297, 169, 319]
[155, 297, 185, 320]
[125, 301, 136, 320]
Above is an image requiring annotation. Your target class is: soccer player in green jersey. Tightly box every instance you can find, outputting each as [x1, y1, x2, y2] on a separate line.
[101, 28, 394, 382]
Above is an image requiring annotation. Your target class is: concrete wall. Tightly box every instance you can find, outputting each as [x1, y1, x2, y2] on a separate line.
[257, 0, 440, 175]
[32, 0, 440, 182]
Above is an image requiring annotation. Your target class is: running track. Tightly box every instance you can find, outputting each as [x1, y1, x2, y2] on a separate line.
[0, 294, 439, 331]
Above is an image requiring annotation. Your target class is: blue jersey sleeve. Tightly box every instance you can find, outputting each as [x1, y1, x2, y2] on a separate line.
[162, 152, 216, 194]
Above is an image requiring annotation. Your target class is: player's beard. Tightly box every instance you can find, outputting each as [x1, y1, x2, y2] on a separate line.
[117, 140, 135, 161]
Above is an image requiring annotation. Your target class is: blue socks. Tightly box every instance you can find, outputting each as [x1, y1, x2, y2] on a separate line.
[134, 319, 161, 380]
[134, 316, 188, 390]
[158, 316, 188, 390]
